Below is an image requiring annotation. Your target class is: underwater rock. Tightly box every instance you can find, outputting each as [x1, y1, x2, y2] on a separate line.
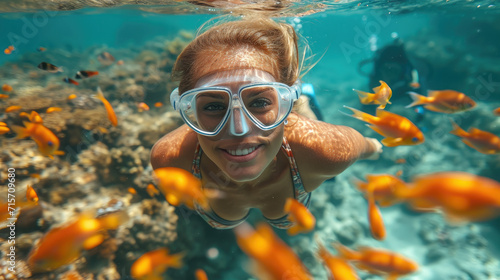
[136, 50, 160, 66]
[114, 199, 178, 278]
[77, 142, 113, 182]
[137, 111, 184, 149]
[334, 220, 363, 246]
[109, 146, 149, 184]
[58, 271, 85, 280]
[0, 232, 40, 279]
[425, 243, 447, 264]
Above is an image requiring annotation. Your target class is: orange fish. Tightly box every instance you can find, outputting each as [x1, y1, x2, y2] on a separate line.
[354, 174, 407, 207]
[130, 248, 184, 280]
[354, 80, 392, 109]
[406, 90, 476, 113]
[354, 175, 394, 240]
[37, 47, 47, 52]
[153, 167, 214, 210]
[396, 172, 500, 224]
[5, 105, 22, 113]
[344, 106, 424, 147]
[28, 211, 128, 272]
[128, 187, 137, 195]
[67, 94, 77, 100]
[450, 120, 500, 154]
[11, 120, 64, 158]
[0, 125, 9, 134]
[283, 198, 315, 235]
[316, 238, 359, 280]
[4, 45, 14, 55]
[137, 102, 150, 112]
[146, 183, 159, 197]
[334, 243, 418, 280]
[195, 268, 209, 280]
[46, 107, 62, 114]
[367, 191, 385, 240]
[20, 111, 43, 124]
[117, 60, 124, 66]
[75, 70, 99, 79]
[0, 94, 9, 99]
[154, 102, 163, 108]
[2, 84, 13, 92]
[95, 87, 118, 127]
[234, 222, 312, 280]
[494, 107, 500, 116]
[25, 185, 39, 204]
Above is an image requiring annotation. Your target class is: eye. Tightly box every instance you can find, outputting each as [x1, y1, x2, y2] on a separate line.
[48, 141, 53, 147]
[412, 137, 419, 142]
[249, 99, 271, 108]
[203, 103, 226, 112]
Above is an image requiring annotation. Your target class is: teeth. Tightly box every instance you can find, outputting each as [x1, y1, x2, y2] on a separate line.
[227, 146, 256, 156]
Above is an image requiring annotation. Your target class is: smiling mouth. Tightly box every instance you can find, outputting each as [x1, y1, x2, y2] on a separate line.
[223, 145, 261, 156]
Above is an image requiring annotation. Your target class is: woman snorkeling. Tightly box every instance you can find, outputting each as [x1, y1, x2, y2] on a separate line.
[151, 17, 382, 229]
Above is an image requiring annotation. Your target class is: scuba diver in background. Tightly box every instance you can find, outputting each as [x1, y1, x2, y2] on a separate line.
[358, 38, 430, 111]
[358, 38, 430, 121]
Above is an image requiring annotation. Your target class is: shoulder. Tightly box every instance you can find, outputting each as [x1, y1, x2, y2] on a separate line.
[150, 124, 199, 171]
[284, 113, 367, 188]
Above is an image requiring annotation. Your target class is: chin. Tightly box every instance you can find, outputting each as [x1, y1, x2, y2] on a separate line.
[221, 163, 266, 183]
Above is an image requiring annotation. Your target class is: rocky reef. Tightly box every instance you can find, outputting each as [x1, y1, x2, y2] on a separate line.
[0, 31, 191, 279]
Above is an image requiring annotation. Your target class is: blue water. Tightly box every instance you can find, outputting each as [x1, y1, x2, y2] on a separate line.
[1, 1, 500, 279]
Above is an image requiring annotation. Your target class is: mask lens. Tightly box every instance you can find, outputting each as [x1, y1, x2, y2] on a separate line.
[241, 84, 292, 128]
[179, 89, 230, 134]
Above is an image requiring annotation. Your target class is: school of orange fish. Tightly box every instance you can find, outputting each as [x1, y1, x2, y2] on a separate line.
[1, 44, 500, 280]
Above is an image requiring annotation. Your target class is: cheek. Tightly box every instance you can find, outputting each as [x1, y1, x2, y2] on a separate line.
[267, 125, 285, 151]
[198, 135, 215, 155]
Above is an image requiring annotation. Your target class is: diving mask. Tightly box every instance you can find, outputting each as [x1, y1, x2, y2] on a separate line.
[170, 69, 301, 136]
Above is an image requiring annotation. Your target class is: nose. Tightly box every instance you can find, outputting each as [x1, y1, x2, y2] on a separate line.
[229, 100, 250, 136]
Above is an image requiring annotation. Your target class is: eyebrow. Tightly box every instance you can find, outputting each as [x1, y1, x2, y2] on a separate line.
[197, 91, 228, 99]
[244, 87, 274, 99]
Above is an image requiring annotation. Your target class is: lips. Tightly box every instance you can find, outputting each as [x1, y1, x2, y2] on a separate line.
[220, 144, 262, 162]
[226, 146, 257, 156]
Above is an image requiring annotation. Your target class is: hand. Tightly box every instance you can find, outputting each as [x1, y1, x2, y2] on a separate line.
[365, 137, 383, 160]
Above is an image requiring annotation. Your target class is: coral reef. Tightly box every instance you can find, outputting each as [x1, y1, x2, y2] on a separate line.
[0, 30, 192, 280]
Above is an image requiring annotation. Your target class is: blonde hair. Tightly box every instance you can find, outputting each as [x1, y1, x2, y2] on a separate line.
[172, 16, 300, 93]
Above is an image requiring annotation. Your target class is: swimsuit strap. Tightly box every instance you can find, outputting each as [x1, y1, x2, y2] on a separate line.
[280, 136, 310, 206]
[263, 136, 311, 230]
[192, 143, 203, 179]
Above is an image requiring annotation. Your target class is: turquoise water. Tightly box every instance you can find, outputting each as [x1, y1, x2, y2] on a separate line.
[1, 1, 500, 279]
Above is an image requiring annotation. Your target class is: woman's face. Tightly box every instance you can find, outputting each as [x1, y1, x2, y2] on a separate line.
[191, 47, 284, 182]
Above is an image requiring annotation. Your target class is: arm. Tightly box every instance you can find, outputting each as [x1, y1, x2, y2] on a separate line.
[285, 113, 382, 191]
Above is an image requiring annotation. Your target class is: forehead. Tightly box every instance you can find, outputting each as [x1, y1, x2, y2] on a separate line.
[192, 46, 278, 86]
[195, 68, 276, 88]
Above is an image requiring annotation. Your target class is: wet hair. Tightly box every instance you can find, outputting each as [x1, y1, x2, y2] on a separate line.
[172, 16, 300, 93]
